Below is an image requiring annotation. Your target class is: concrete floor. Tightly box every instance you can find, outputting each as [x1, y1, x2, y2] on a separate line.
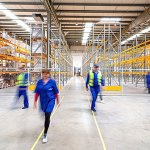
[0, 77, 150, 150]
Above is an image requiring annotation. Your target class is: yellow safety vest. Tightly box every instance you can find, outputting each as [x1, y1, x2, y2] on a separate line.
[89, 70, 102, 86]
[16, 73, 27, 86]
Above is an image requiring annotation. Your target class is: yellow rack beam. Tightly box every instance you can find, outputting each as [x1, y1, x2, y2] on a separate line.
[0, 54, 30, 63]
[0, 37, 30, 56]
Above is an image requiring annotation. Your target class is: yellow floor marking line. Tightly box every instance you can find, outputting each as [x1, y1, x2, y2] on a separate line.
[87, 97, 107, 150]
[31, 96, 64, 150]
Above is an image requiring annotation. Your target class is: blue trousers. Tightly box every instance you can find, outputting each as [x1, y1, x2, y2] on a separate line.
[90, 86, 100, 109]
[17, 86, 29, 108]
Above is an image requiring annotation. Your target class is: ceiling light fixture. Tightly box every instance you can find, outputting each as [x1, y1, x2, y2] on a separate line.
[0, 3, 30, 32]
[25, 17, 34, 21]
[100, 18, 120, 23]
[82, 23, 93, 45]
[121, 26, 150, 45]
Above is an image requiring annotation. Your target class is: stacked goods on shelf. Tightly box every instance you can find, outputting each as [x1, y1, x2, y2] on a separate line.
[0, 32, 30, 67]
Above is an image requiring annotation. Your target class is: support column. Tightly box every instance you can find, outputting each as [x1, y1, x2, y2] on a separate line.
[144, 34, 146, 87]
[47, 12, 51, 68]
[108, 24, 111, 86]
[29, 24, 32, 68]
[119, 24, 122, 86]
[41, 23, 44, 69]
[14, 34, 17, 68]
[103, 24, 106, 83]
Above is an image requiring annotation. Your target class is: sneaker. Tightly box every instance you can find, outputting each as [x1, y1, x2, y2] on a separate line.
[22, 107, 28, 109]
[91, 108, 96, 112]
[42, 135, 48, 143]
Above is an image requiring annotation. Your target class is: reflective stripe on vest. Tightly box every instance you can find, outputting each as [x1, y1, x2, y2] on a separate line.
[16, 73, 27, 86]
[88, 70, 102, 86]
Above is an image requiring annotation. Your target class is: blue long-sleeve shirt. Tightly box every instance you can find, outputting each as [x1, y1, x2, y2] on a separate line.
[34, 78, 59, 112]
[86, 71, 105, 88]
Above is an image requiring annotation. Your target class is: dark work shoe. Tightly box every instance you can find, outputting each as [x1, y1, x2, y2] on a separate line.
[22, 107, 28, 109]
[91, 108, 96, 112]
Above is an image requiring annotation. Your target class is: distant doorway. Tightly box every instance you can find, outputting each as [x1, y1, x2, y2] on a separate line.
[74, 67, 81, 76]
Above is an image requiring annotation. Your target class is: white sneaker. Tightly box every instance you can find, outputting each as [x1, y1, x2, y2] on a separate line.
[42, 135, 48, 143]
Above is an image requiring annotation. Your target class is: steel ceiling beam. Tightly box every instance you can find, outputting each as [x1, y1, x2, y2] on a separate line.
[0, 23, 17, 25]
[2, 2, 149, 7]
[56, 10, 142, 13]
[60, 20, 131, 23]
[1, 9, 46, 12]
[61, 24, 128, 27]
[53, 2, 150, 7]
[0, 15, 47, 17]
[0, 2, 42, 5]
[63, 29, 120, 31]
[0, 25, 22, 28]
[58, 16, 136, 19]
[62, 27, 126, 29]
[15, 33, 30, 35]
[6, 30, 29, 33]
[0, 19, 19, 21]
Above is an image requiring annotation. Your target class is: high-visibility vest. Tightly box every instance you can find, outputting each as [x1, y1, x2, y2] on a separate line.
[16, 73, 27, 86]
[88, 70, 102, 86]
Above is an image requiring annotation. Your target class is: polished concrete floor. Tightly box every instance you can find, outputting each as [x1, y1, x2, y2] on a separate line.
[0, 77, 149, 150]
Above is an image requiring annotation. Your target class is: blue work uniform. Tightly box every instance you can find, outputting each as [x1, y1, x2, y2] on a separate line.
[34, 78, 59, 113]
[17, 73, 29, 108]
[146, 74, 150, 93]
[86, 71, 105, 109]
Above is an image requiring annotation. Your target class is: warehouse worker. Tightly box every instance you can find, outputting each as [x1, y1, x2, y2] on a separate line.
[34, 69, 59, 143]
[16, 66, 29, 109]
[86, 64, 105, 112]
[146, 72, 150, 94]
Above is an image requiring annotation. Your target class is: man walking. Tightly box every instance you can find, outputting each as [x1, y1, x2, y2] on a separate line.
[16, 66, 29, 109]
[86, 64, 104, 112]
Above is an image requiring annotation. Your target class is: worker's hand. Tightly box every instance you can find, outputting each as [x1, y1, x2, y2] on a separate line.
[34, 102, 37, 109]
[56, 98, 60, 107]
[86, 87, 89, 91]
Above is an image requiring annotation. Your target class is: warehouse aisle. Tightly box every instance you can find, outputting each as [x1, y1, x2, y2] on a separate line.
[0, 77, 150, 150]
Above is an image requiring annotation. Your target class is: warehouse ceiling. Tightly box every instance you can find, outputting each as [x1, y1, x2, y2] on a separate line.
[0, 0, 150, 47]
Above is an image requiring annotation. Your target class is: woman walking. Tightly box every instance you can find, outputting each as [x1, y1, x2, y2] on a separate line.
[34, 69, 59, 143]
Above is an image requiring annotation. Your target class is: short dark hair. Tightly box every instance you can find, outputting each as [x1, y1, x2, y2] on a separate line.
[93, 64, 99, 68]
[42, 69, 49, 74]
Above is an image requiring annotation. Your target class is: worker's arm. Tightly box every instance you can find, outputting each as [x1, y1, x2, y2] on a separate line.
[53, 80, 60, 105]
[34, 80, 40, 108]
[86, 73, 89, 90]
[34, 93, 39, 108]
[24, 73, 28, 84]
[101, 76, 105, 86]
[55, 94, 60, 105]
